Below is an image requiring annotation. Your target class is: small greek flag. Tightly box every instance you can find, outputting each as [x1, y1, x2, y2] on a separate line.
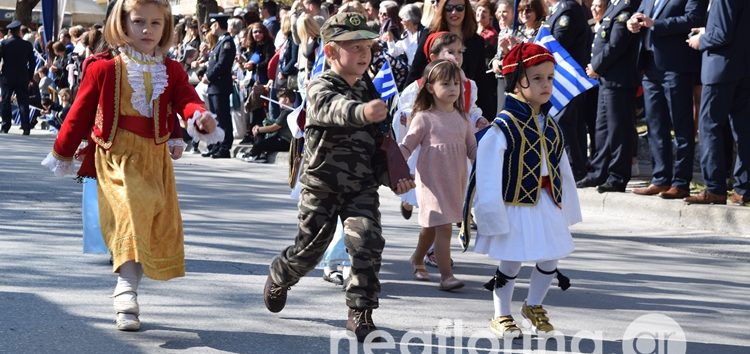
[534, 27, 598, 117]
[310, 45, 326, 79]
[34, 50, 46, 73]
[372, 60, 398, 100]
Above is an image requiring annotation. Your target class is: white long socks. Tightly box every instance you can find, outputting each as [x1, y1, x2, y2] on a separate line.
[527, 260, 558, 306]
[492, 261, 522, 317]
[114, 261, 144, 297]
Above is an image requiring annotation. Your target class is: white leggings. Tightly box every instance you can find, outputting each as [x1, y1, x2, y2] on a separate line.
[492, 260, 559, 317]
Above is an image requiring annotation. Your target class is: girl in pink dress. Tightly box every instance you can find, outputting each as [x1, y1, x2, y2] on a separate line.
[399, 59, 477, 291]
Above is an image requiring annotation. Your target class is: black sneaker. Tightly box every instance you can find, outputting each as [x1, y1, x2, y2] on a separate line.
[263, 275, 289, 313]
[346, 308, 384, 343]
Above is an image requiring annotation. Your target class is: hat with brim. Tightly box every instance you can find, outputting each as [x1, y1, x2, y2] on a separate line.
[208, 13, 230, 28]
[6, 20, 21, 30]
[321, 13, 378, 44]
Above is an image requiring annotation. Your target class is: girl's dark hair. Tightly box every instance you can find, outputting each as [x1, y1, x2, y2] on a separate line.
[428, 32, 461, 60]
[430, 0, 478, 40]
[412, 59, 466, 119]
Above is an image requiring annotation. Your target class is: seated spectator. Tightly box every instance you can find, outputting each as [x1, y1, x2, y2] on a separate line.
[42, 88, 72, 132]
[37, 67, 52, 100]
[240, 88, 295, 163]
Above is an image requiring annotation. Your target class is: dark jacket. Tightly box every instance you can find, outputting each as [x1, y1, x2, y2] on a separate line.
[698, 0, 750, 85]
[591, 0, 642, 88]
[0, 35, 36, 84]
[636, 0, 708, 73]
[206, 32, 236, 94]
[547, 0, 593, 66]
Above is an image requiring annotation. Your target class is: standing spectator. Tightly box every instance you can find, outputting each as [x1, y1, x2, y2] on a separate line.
[685, 0, 750, 205]
[261, 0, 281, 38]
[579, 0, 641, 192]
[407, 0, 494, 118]
[492, 0, 514, 108]
[0, 21, 36, 135]
[395, 3, 425, 66]
[627, 0, 708, 199]
[204, 13, 237, 159]
[545, 0, 594, 181]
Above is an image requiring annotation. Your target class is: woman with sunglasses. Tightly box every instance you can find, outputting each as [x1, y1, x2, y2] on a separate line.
[407, 0, 496, 118]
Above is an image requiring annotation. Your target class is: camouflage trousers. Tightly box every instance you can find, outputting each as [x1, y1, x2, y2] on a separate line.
[269, 187, 384, 310]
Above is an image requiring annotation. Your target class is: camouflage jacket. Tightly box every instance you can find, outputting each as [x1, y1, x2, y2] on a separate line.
[300, 71, 388, 193]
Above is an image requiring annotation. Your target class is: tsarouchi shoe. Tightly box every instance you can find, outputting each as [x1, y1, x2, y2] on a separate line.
[521, 302, 554, 335]
[489, 315, 522, 339]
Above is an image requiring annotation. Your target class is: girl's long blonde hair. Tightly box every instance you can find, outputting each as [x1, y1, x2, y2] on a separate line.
[104, 0, 174, 54]
[412, 59, 466, 119]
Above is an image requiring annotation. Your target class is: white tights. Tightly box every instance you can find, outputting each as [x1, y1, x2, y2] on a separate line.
[492, 260, 559, 317]
[114, 261, 143, 298]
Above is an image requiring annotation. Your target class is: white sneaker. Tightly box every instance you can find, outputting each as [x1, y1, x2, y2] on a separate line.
[116, 313, 141, 331]
[113, 291, 139, 315]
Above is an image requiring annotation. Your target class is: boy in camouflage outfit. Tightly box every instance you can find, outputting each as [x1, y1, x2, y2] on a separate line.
[263, 12, 415, 342]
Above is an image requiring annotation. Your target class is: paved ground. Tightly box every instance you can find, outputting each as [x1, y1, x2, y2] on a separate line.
[1, 128, 749, 354]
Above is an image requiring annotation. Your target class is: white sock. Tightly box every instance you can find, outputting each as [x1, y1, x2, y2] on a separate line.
[492, 261, 522, 317]
[114, 261, 143, 297]
[527, 260, 558, 306]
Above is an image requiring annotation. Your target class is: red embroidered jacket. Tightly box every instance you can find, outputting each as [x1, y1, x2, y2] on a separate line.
[52, 55, 206, 178]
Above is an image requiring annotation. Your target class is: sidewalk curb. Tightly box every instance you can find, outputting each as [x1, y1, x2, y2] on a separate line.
[578, 188, 749, 236]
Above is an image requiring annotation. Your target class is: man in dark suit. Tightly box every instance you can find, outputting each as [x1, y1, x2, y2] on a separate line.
[626, 0, 708, 199]
[579, 0, 642, 193]
[685, 0, 750, 205]
[0, 20, 36, 135]
[204, 13, 237, 158]
[545, 0, 594, 181]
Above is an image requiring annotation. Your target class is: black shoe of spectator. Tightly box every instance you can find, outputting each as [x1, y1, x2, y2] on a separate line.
[576, 178, 598, 188]
[250, 155, 268, 163]
[22, 130, 30, 136]
[211, 150, 231, 159]
[597, 182, 626, 193]
[238, 135, 254, 145]
[201, 150, 215, 157]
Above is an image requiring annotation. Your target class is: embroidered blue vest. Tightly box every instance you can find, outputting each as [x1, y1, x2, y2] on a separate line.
[493, 94, 564, 206]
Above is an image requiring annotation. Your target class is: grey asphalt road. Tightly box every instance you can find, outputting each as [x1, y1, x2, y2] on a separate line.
[1, 130, 748, 354]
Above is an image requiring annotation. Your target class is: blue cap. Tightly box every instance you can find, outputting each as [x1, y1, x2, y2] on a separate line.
[6, 20, 21, 30]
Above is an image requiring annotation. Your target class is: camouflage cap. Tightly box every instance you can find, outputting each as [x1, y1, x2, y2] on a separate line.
[320, 12, 378, 44]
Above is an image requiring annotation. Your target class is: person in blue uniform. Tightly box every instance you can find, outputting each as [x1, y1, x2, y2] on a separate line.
[685, 0, 750, 206]
[626, 0, 708, 199]
[203, 13, 236, 158]
[0, 20, 36, 135]
[579, 0, 641, 193]
[545, 0, 594, 181]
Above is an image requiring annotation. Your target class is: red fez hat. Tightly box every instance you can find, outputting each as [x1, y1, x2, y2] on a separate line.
[423, 31, 450, 59]
[501, 43, 556, 76]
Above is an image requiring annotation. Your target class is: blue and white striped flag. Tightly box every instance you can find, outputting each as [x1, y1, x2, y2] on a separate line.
[310, 45, 326, 79]
[534, 27, 598, 117]
[34, 49, 46, 73]
[372, 60, 398, 100]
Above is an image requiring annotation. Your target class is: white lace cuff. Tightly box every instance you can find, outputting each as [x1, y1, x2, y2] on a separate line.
[186, 111, 225, 145]
[41, 152, 76, 177]
[167, 138, 187, 149]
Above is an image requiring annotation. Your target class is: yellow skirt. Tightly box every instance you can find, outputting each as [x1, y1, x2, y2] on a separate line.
[95, 129, 185, 280]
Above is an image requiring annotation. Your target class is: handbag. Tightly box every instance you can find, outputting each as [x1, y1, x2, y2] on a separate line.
[379, 129, 411, 191]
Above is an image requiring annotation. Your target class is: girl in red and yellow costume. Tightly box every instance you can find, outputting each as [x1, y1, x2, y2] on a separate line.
[41, 0, 223, 331]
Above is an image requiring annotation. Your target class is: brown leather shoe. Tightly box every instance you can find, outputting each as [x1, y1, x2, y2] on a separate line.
[347, 308, 384, 342]
[684, 191, 727, 205]
[633, 184, 670, 196]
[729, 193, 749, 206]
[659, 186, 690, 199]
